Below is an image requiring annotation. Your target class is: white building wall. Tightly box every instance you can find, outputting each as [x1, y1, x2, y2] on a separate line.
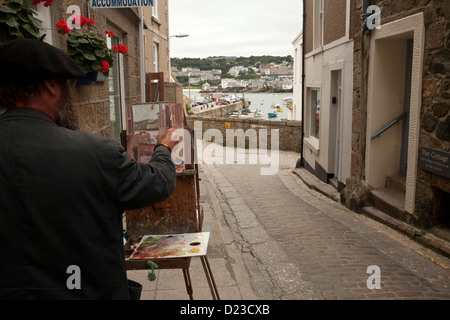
[292, 33, 303, 121]
[303, 39, 353, 185]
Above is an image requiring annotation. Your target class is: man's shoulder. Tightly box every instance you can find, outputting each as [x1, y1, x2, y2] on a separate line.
[62, 129, 123, 155]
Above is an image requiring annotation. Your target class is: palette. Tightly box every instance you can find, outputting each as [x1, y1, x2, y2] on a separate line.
[129, 232, 210, 260]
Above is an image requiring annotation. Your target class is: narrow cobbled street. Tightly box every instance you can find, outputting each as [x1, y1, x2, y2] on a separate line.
[200, 143, 450, 300]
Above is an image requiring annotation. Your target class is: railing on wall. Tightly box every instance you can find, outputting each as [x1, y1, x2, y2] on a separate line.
[370, 113, 408, 140]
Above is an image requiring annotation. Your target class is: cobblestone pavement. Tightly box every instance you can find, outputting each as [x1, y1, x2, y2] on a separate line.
[200, 143, 450, 300]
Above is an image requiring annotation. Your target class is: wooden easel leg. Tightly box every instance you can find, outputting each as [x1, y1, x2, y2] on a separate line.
[200, 256, 220, 300]
[182, 268, 194, 300]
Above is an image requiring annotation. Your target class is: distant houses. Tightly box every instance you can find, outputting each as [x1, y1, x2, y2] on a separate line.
[172, 59, 294, 91]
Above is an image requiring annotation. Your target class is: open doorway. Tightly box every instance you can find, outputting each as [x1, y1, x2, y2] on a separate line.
[365, 13, 425, 214]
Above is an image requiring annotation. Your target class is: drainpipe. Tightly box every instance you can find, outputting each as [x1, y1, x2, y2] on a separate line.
[299, 0, 306, 168]
[361, 0, 372, 36]
[358, 0, 372, 180]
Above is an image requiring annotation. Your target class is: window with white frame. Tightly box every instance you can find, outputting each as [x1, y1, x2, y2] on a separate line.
[313, 0, 323, 50]
[107, 30, 125, 142]
[310, 89, 321, 139]
[152, 0, 158, 19]
[153, 42, 159, 72]
[30, 2, 53, 45]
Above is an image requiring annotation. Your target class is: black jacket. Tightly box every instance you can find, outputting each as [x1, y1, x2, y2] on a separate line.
[0, 107, 176, 299]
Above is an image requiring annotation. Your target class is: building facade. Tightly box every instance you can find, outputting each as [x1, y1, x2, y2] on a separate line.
[301, 0, 354, 192]
[345, 0, 450, 230]
[143, 0, 171, 82]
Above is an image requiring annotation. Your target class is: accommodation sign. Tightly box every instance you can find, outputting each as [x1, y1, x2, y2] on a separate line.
[419, 147, 450, 178]
[90, 0, 153, 8]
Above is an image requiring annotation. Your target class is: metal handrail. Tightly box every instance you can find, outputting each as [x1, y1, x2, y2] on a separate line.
[370, 113, 407, 140]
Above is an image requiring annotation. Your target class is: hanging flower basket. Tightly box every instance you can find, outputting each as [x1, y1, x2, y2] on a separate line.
[56, 15, 127, 85]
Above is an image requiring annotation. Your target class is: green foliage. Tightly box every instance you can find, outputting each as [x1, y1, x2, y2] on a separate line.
[67, 31, 113, 76]
[0, 0, 41, 45]
[171, 55, 293, 74]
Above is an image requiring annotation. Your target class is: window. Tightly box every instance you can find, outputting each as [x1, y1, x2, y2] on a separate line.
[153, 42, 159, 72]
[311, 89, 320, 139]
[313, 0, 324, 50]
[31, 2, 53, 45]
[107, 31, 125, 142]
[152, 0, 158, 19]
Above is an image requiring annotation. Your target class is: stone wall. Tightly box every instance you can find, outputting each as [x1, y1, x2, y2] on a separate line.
[186, 115, 302, 152]
[193, 101, 245, 118]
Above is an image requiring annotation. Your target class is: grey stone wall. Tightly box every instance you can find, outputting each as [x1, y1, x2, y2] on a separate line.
[186, 115, 302, 153]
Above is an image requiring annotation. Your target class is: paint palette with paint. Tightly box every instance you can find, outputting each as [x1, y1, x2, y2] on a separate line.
[129, 232, 210, 260]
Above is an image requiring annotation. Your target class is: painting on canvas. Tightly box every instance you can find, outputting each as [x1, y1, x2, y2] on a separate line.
[129, 232, 210, 259]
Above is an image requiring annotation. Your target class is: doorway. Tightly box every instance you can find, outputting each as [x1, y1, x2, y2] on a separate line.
[365, 13, 425, 214]
[399, 39, 413, 177]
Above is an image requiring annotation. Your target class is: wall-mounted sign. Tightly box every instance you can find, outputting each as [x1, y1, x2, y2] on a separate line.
[419, 147, 450, 178]
[90, 0, 153, 9]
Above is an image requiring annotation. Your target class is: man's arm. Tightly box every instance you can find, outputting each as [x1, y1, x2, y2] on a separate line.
[115, 129, 179, 210]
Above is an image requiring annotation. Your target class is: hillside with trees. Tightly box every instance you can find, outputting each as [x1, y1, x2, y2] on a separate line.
[171, 55, 293, 75]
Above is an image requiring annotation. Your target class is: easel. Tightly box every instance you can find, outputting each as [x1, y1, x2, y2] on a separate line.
[122, 74, 220, 300]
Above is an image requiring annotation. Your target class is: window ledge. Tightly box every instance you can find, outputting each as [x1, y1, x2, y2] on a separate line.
[151, 16, 161, 26]
[304, 137, 320, 154]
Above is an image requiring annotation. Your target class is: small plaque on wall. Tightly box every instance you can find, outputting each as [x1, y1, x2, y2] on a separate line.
[419, 147, 450, 178]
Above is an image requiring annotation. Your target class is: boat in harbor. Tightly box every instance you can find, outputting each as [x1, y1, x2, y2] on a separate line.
[276, 107, 283, 112]
[229, 111, 241, 118]
[254, 109, 264, 118]
[271, 103, 280, 109]
[282, 97, 293, 105]
[268, 112, 278, 118]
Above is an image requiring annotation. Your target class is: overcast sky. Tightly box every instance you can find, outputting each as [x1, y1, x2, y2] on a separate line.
[168, 0, 303, 59]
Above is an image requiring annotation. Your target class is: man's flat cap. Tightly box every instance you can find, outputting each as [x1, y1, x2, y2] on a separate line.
[0, 39, 86, 86]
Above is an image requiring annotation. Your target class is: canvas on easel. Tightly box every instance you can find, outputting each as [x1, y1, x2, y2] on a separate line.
[125, 103, 186, 173]
[124, 102, 201, 237]
[123, 101, 217, 300]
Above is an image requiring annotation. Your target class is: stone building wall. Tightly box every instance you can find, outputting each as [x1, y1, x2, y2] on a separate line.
[349, 0, 450, 226]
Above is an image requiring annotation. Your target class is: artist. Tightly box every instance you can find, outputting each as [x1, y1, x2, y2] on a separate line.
[0, 39, 179, 299]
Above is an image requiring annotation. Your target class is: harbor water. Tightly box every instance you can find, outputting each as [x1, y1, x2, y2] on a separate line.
[184, 90, 293, 120]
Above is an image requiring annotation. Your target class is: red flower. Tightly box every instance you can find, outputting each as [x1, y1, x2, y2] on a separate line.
[105, 30, 114, 37]
[86, 18, 95, 26]
[71, 16, 95, 28]
[56, 19, 70, 35]
[99, 60, 110, 73]
[118, 44, 127, 55]
[72, 15, 86, 27]
[113, 44, 127, 55]
[32, 0, 54, 6]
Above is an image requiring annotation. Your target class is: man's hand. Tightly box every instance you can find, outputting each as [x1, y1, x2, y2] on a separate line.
[157, 128, 180, 151]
